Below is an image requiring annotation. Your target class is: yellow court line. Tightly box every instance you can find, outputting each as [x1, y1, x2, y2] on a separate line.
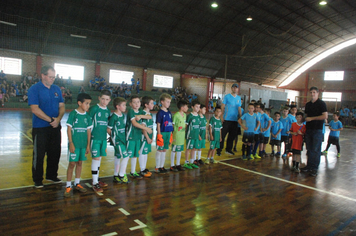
[219, 160, 356, 202]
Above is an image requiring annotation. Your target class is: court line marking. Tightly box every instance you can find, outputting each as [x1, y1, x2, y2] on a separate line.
[119, 208, 131, 216]
[219, 161, 356, 202]
[101, 232, 118, 236]
[327, 213, 356, 236]
[106, 198, 116, 205]
[8, 123, 33, 143]
[85, 183, 103, 196]
[129, 219, 147, 231]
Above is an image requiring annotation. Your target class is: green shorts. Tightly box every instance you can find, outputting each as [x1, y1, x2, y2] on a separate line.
[68, 148, 87, 162]
[140, 140, 152, 155]
[172, 144, 184, 152]
[199, 139, 206, 149]
[210, 141, 220, 149]
[91, 139, 107, 158]
[114, 143, 129, 159]
[157, 132, 171, 151]
[127, 140, 141, 158]
[186, 139, 201, 150]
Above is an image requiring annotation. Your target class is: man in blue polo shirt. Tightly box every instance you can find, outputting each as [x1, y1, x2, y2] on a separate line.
[28, 65, 65, 188]
[217, 83, 242, 156]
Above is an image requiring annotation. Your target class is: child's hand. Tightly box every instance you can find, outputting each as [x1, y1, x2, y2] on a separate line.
[147, 137, 152, 144]
[210, 136, 214, 141]
[69, 142, 75, 153]
[136, 115, 141, 121]
[297, 130, 302, 135]
[146, 127, 153, 134]
[199, 136, 202, 141]
[220, 138, 222, 142]
[242, 125, 248, 130]
[85, 146, 90, 154]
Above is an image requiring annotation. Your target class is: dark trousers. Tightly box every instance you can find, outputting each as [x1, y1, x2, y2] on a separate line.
[218, 120, 238, 153]
[32, 126, 62, 182]
[305, 129, 323, 170]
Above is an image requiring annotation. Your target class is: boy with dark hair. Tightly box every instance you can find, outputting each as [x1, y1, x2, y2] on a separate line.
[289, 112, 306, 172]
[206, 107, 222, 164]
[195, 104, 207, 165]
[322, 112, 343, 158]
[252, 103, 262, 159]
[89, 89, 111, 193]
[238, 103, 260, 160]
[64, 93, 92, 197]
[126, 95, 153, 178]
[280, 107, 296, 159]
[170, 100, 189, 171]
[184, 101, 201, 169]
[270, 112, 284, 156]
[107, 97, 130, 184]
[259, 104, 272, 157]
[155, 93, 174, 173]
[139, 96, 155, 177]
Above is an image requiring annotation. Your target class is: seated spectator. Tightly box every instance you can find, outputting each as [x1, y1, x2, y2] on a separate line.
[0, 70, 6, 81]
[67, 76, 72, 85]
[65, 88, 72, 104]
[9, 87, 16, 97]
[78, 85, 86, 93]
[124, 88, 131, 99]
[89, 79, 95, 88]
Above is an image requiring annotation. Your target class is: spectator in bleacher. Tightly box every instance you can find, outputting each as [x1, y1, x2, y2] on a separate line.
[65, 88, 72, 104]
[27, 73, 33, 84]
[0, 85, 5, 107]
[131, 77, 135, 90]
[67, 76, 72, 85]
[78, 85, 86, 94]
[1, 84, 9, 104]
[89, 78, 95, 89]
[9, 87, 16, 98]
[124, 87, 131, 99]
[0, 70, 6, 80]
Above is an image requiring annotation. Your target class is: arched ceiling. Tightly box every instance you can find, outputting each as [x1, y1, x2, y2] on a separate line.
[1, 0, 355, 86]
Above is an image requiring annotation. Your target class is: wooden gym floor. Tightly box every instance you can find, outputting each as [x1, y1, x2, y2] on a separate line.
[1, 110, 356, 235]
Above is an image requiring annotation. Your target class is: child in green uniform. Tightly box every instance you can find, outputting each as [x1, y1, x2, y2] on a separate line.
[64, 93, 93, 197]
[206, 107, 223, 164]
[126, 95, 153, 179]
[89, 90, 111, 193]
[195, 104, 207, 166]
[107, 97, 130, 184]
[184, 101, 201, 169]
[170, 100, 189, 171]
[139, 96, 154, 178]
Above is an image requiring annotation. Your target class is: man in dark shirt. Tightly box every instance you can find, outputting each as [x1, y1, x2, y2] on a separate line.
[301, 87, 328, 176]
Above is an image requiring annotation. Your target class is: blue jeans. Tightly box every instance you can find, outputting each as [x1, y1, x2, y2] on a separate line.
[305, 129, 323, 170]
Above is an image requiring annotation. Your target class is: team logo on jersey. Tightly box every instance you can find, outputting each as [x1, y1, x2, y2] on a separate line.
[106, 113, 109, 118]
[117, 121, 120, 126]
[84, 118, 87, 124]
[98, 112, 101, 117]
[54, 92, 59, 98]
[164, 121, 169, 127]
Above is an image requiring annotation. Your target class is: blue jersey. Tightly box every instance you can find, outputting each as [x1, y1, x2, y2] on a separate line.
[329, 120, 343, 137]
[280, 115, 296, 136]
[254, 112, 261, 134]
[271, 120, 284, 140]
[339, 109, 345, 117]
[222, 94, 241, 121]
[264, 117, 273, 137]
[240, 113, 258, 133]
[260, 113, 270, 136]
[156, 109, 173, 132]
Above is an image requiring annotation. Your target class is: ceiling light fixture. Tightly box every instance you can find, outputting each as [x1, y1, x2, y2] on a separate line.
[211, 2, 218, 8]
[127, 44, 141, 49]
[319, 1, 327, 5]
[173, 54, 183, 57]
[0, 20, 17, 27]
[70, 34, 87, 39]
[246, 16, 253, 21]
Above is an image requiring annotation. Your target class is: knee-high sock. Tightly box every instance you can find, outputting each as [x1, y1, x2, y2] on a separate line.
[131, 157, 137, 173]
[247, 145, 251, 156]
[160, 152, 166, 168]
[91, 159, 101, 185]
[155, 152, 160, 168]
[176, 152, 182, 166]
[197, 150, 202, 160]
[139, 154, 145, 171]
[114, 158, 121, 176]
[171, 151, 176, 167]
[253, 141, 259, 155]
[242, 144, 246, 155]
[144, 154, 148, 170]
[119, 158, 129, 177]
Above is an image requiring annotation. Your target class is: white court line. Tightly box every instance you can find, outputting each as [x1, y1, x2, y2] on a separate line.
[101, 232, 118, 236]
[9, 123, 33, 143]
[219, 161, 356, 202]
[218, 157, 240, 162]
[106, 198, 116, 205]
[119, 208, 130, 216]
[129, 219, 147, 231]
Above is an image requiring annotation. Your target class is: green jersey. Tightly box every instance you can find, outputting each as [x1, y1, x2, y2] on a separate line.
[172, 111, 186, 145]
[89, 104, 110, 140]
[209, 116, 222, 141]
[66, 109, 93, 149]
[126, 108, 144, 141]
[141, 110, 153, 141]
[108, 112, 126, 145]
[186, 113, 200, 139]
[199, 115, 207, 138]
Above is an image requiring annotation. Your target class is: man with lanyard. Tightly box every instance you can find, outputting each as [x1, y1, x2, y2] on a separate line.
[28, 65, 65, 188]
[301, 87, 328, 177]
[217, 83, 242, 156]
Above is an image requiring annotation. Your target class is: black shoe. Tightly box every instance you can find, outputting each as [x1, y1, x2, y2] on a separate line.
[233, 147, 237, 152]
[34, 181, 44, 188]
[216, 153, 221, 156]
[46, 177, 62, 183]
[309, 169, 318, 177]
[226, 150, 235, 155]
[176, 165, 185, 171]
[170, 166, 178, 172]
[198, 159, 204, 165]
[161, 167, 168, 173]
[300, 166, 310, 173]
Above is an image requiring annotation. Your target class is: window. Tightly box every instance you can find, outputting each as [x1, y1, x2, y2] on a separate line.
[322, 92, 342, 102]
[0, 57, 22, 75]
[153, 74, 173, 88]
[324, 71, 344, 81]
[109, 70, 134, 84]
[54, 63, 84, 81]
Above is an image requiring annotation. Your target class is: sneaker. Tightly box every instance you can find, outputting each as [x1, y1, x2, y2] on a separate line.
[120, 174, 130, 184]
[248, 154, 254, 160]
[337, 153, 341, 158]
[176, 165, 185, 171]
[282, 154, 287, 159]
[74, 184, 87, 193]
[92, 183, 103, 193]
[300, 166, 310, 173]
[113, 175, 123, 184]
[46, 177, 62, 183]
[294, 167, 301, 173]
[242, 155, 247, 160]
[64, 187, 72, 197]
[34, 181, 44, 188]
[309, 169, 318, 177]
[204, 158, 210, 165]
[321, 151, 328, 155]
[98, 180, 108, 188]
[161, 167, 168, 173]
[144, 169, 152, 176]
[170, 166, 178, 172]
[190, 163, 199, 169]
[155, 167, 162, 174]
[276, 152, 281, 157]
[210, 158, 218, 164]
[226, 150, 235, 155]
[216, 152, 221, 156]
[130, 172, 143, 179]
[183, 163, 193, 169]
[254, 154, 261, 159]
[140, 170, 151, 178]
[198, 159, 204, 165]
[233, 147, 237, 152]
[193, 160, 200, 166]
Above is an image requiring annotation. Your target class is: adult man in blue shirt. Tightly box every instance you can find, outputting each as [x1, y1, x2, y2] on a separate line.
[217, 83, 242, 156]
[28, 65, 65, 188]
